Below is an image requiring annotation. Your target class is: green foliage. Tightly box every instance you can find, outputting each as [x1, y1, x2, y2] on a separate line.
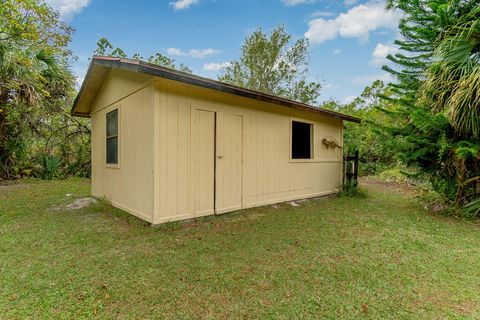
[219, 25, 322, 105]
[464, 197, 480, 218]
[322, 81, 397, 176]
[378, 168, 410, 184]
[0, 0, 90, 180]
[422, 18, 480, 138]
[93, 37, 127, 58]
[39, 154, 62, 180]
[0, 0, 92, 180]
[147, 53, 192, 73]
[0, 0, 72, 48]
[380, 0, 480, 206]
[93, 37, 193, 73]
[341, 179, 365, 198]
[40, 114, 92, 178]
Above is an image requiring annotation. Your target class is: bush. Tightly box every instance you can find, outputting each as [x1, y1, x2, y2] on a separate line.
[360, 162, 392, 176]
[39, 154, 62, 180]
[378, 168, 410, 183]
[463, 198, 480, 218]
[341, 180, 366, 198]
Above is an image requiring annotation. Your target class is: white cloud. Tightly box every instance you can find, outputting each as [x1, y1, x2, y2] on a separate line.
[324, 82, 334, 89]
[370, 43, 399, 66]
[282, 0, 315, 5]
[170, 0, 199, 10]
[305, 18, 340, 44]
[311, 11, 334, 17]
[333, 48, 342, 54]
[45, 0, 91, 20]
[305, 1, 400, 44]
[352, 73, 394, 85]
[343, 0, 357, 6]
[166, 48, 220, 58]
[203, 62, 231, 72]
[342, 95, 357, 104]
[75, 74, 85, 89]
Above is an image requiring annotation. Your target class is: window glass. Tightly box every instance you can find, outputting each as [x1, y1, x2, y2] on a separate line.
[106, 137, 118, 164]
[291, 121, 312, 159]
[106, 109, 118, 164]
[106, 109, 118, 137]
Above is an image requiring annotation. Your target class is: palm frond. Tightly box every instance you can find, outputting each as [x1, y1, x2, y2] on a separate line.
[420, 19, 480, 137]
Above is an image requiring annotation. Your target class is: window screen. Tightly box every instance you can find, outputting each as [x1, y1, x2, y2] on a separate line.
[106, 109, 118, 164]
[291, 120, 312, 159]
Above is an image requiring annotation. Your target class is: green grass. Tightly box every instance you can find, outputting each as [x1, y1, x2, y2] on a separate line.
[1, 179, 480, 319]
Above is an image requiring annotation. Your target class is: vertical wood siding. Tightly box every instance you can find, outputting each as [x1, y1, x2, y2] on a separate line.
[90, 69, 343, 225]
[192, 109, 215, 217]
[152, 78, 343, 224]
[215, 112, 243, 214]
[90, 70, 155, 222]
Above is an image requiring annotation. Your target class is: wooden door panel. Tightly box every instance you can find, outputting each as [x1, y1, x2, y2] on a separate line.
[215, 113, 243, 214]
[192, 109, 215, 217]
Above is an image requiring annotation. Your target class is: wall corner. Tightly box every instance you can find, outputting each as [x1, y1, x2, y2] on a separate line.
[152, 83, 162, 224]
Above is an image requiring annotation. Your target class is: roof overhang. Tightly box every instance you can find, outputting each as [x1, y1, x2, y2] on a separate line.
[72, 56, 361, 123]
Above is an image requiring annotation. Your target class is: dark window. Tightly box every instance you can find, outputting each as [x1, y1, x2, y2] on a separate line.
[106, 109, 118, 164]
[291, 120, 312, 159]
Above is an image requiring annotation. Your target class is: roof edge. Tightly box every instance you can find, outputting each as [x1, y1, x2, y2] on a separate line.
[72, 56, 361, 123]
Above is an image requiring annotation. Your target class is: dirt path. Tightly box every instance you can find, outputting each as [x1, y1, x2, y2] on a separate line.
[360, 176, 416, 197]
[0, 182, 29, 192]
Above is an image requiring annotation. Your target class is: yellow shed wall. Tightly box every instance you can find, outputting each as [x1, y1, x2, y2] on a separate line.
[88, 70, 344, 225]
[90, 70, 155, 223]
[153, 78, 343, 225]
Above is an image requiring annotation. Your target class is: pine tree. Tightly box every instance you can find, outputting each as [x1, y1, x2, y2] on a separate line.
[381, 0, 480, 206]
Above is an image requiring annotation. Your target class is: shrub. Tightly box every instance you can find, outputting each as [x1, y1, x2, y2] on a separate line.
[39, 154, 62, 180]
[341, 180, 366, 198]
[463, 198, 480, 218]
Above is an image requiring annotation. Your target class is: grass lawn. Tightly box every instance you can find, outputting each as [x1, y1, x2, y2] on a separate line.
[1, 179, 480, 319]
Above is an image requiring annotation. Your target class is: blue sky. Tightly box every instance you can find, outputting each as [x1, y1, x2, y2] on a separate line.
[46, 0, 401, 104]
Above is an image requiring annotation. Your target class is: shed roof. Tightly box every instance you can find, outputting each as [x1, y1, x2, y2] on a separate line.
[72, 56, 361, 123]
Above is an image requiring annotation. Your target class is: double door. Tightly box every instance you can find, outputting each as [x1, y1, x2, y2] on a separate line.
[193, 109, 243, 216]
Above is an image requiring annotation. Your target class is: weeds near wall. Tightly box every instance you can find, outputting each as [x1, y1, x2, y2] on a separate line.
[341, 180, 366, 198]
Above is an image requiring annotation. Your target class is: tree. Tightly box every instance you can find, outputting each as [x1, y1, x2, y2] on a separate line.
[93, 37, 192, 73]
[322, 81, 397, 175]
[93, 37, 127, 58]
[381, 0, 480, 207]
[147, 53, 192, 73]
[421, 16, 480, 138]
[0, 0, 72, 48]
[0, 0, 77, 179]
[382, 0, 477, 100]
[219, 25, 322, 105]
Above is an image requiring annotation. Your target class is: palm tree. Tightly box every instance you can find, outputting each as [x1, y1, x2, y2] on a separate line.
[420, 13, 480, 206]
[421, 17, 480, 138]
[0, 43, 73, 178]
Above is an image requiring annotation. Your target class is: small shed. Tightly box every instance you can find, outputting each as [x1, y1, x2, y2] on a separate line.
[72, 56, 360, 224]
